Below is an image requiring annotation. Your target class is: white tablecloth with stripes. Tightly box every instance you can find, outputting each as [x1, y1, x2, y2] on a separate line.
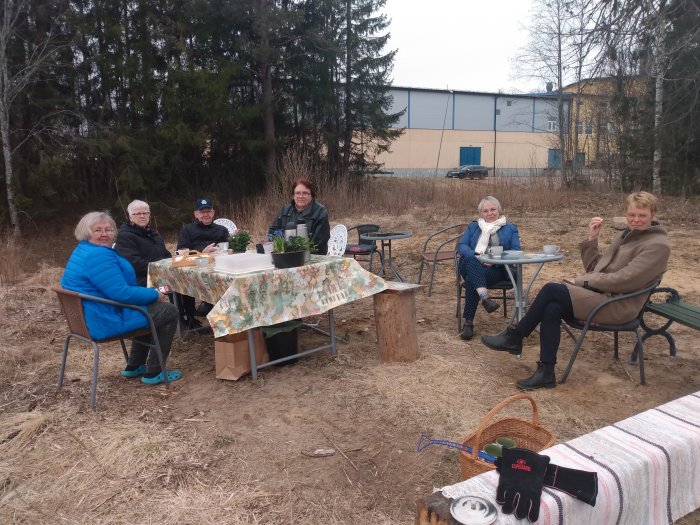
[440, 391, 700, 524]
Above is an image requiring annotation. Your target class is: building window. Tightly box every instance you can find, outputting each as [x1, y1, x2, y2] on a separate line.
[495, 109, 501, 115]
[547, 120, 559, 132]
[576, 122, 593, 135]
[507, 100, 512, 106]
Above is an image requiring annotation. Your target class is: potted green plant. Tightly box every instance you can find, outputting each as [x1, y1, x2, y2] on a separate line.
[269, 234, 311, 268]
[229, 231, 252, 253]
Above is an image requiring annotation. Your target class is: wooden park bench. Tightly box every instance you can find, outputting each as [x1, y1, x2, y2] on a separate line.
[641, 287, 700, 357]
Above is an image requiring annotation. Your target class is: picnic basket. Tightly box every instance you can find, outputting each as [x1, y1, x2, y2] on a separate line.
[459, 393, 555, 480]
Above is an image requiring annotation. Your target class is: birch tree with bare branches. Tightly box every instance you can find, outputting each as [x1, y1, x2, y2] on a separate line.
[0, 0, 60, 235]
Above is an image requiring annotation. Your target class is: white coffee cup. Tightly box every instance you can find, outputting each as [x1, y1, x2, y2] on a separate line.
[176, 248, 190, 256]
[196, 257, 209, 268]
[262, 242, 273, 254]
[488, 246, 504, 256]
[543, 244, 560, 255]
[217, 241, 229, 251]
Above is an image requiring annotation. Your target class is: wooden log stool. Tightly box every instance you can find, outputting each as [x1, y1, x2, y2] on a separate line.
[373, 282, 422, 362]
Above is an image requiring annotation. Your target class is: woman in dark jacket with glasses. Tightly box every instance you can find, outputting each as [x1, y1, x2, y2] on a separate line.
[269, 178, 330, 255]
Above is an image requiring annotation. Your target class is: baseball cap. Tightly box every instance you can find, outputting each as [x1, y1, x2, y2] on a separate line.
[194, 198, 213, 210]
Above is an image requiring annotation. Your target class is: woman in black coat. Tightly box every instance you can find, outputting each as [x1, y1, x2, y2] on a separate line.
[114, 200, 171, 286]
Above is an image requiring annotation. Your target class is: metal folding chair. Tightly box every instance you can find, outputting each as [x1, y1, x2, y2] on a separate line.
[52, 287, 168, 409]
[418, 224, 466, 296]
[560, 280, 661, 385]
[345, 224, 383, 270]
[455, 252, 513, 331]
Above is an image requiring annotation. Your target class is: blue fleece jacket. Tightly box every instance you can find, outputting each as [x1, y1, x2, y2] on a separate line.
[60, 241, 159, 340]
[456, 221, 521, 259]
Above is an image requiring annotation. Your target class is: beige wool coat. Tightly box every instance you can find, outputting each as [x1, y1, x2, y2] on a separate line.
[564, 222, 670, 324]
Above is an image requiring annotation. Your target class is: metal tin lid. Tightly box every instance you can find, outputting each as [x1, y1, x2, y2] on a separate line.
[449, 495, 498, 525]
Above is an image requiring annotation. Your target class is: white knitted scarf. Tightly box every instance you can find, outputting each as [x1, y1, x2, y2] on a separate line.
[475, 216, 507, 255]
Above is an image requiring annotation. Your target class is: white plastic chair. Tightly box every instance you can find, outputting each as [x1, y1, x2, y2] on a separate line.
[214, 218, 237, 235]
[327, 224, 348, 256]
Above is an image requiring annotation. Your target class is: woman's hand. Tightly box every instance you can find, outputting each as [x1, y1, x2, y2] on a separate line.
[202, 243, 217, 254]
[588, 217, 603, 240]
[562, 277, 576, 285]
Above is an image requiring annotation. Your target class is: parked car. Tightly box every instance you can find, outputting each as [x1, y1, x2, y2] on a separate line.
[445, 165, 489, 179]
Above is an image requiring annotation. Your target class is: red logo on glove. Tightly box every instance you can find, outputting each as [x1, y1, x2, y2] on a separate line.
[511, 458, 532, 472]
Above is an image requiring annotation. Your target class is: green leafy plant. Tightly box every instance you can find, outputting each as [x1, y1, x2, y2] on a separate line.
[286, 235, 312, 252]
[271, 235, 287, 253]
[270, 235, 314, 253]
[228, 231, 252, 252]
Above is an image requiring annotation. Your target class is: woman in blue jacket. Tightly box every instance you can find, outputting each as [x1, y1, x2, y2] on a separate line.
[61, 211, 181, 384]
[456, 196, 521, 341]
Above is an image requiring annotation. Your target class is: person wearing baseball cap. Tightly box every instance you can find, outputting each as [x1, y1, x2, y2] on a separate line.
[176, 198, 229, 330]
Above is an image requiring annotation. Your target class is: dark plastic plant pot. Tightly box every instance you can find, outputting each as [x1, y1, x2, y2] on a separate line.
[271, 251, 305, 269]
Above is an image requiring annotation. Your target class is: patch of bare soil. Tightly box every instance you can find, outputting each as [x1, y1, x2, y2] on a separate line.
[2, 204, 700, 524]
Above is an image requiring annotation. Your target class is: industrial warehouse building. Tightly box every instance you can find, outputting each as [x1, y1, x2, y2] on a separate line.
[376, 86, 571, 177]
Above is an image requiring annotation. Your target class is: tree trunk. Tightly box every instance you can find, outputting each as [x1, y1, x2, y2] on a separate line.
[652, 7, 666, 195]
[0, 103, 19, 236]
[342, 0, 352, 175]
[258, 0, 276, 175]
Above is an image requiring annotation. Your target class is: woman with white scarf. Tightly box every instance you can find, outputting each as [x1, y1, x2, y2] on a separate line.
[456, 196, 521, 340]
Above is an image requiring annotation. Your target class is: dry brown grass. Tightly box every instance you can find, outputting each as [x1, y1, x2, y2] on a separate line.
[2, 176, 700, 524]
[0, 235, 24, 285]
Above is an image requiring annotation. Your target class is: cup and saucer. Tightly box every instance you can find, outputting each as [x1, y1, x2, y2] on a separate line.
[486, 246, 504, 258]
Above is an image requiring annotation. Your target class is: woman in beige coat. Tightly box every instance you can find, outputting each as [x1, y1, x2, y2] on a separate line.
[481, 191, 670, 389]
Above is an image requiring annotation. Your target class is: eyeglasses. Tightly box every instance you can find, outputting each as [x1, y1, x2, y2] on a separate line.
[294, 191, 311, 197]
[130, 211, 150, 217]
[93, 228, 114, 234]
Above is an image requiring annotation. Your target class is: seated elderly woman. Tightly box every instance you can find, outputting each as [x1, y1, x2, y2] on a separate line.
[61, 211, 182, 384]
[114, 199, 171, 287]
[482, 191, 670, 390]
[456, 196, 521, 340]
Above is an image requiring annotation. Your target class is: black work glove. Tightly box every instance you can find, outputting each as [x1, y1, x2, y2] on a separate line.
[543, 463, 598, 506]
[496, 447, 550, 522]
[497, 457, 599, 507]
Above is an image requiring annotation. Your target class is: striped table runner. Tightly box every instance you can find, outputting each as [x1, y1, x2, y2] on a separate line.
[439, 391, 700, 524]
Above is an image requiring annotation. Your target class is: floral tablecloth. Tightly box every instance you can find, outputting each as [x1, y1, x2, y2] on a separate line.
[148, 255, 387, 337]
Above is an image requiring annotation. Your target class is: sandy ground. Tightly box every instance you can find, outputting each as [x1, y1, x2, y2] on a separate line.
[1, 203, 700, 524]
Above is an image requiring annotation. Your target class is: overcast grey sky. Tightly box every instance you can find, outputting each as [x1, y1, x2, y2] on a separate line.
[382, 0, 540, 94]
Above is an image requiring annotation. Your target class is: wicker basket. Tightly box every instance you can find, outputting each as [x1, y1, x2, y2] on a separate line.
[459, 393, 555, 480]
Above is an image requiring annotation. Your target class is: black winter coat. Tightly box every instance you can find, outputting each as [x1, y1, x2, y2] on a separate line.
[114, 223, 172, 286]
[268, 200, 330, 255]
[177, 221, 229, 252]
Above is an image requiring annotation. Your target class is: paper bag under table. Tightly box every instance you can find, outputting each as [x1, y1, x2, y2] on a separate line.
[214, 329, 268, 380]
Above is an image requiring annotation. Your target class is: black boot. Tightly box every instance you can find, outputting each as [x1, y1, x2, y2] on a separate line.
[481, 296, 500, 313]
[480, 326, 523, 355]
[517, 361, 557, 389]
[460, 320, 474, 340]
